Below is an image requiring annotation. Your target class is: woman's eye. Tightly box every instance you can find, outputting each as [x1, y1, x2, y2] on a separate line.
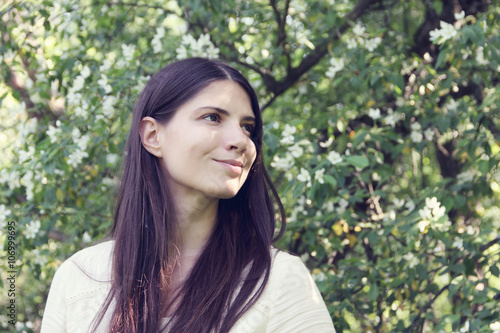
[203, 113, 220, 122]
[242, 124, 255, 135]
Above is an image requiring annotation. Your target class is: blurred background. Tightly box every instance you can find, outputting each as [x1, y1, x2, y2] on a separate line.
[0, 0, 499, 332]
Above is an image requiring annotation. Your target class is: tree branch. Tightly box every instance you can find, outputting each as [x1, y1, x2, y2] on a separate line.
[261, 0, 380, 110]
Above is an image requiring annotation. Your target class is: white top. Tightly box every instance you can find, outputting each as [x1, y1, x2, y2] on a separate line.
[41, 241, 335, 333]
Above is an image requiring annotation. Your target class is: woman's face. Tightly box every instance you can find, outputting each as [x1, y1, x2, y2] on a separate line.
[155, 80, 257, 201]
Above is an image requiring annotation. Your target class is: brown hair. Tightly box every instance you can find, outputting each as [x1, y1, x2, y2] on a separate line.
[93, 58, 285, 332]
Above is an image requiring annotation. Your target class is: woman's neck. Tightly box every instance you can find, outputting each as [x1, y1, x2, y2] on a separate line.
[173, 193, 219, 258]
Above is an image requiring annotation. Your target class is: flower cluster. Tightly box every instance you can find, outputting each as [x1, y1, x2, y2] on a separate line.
[0, 204, 12, 228]
[67, 128, 91, 168]
[345, 22, 382, 52]
[429, 21, 457, 45]
[152, 27, 165, 54]
[410, 122, 435, 143]
[176, 34, 219, 60]
[24, 219, 41, 239]
[325, 57, 344, 79]
[403, 252, 419, 268]
[367, 108, 381, 120]
[417, 197, 450, 233]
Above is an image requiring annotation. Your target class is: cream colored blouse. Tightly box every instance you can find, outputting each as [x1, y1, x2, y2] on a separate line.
[41, 241, 335, 332]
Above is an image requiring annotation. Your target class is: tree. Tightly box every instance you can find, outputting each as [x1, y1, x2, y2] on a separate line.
[0, 0, 499, 332]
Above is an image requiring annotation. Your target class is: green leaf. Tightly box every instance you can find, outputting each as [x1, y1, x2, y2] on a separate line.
[292, 182, 305, 199]
[490, 264, 500, 277]
[345, 155, 369, 169]
[367, 283, 379, 301]
[323, 174, 337, 187]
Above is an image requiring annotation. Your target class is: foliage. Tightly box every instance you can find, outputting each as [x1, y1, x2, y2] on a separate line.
[0, 0, 499, 332]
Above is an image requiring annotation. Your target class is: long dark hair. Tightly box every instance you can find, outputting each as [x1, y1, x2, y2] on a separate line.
[93, 58, 286, 332]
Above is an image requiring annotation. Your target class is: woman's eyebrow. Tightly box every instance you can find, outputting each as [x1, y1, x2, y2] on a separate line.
[198, 106, 256, 122]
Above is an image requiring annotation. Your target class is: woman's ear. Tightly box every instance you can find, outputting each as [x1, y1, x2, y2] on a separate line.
[139, 116, 163, 157]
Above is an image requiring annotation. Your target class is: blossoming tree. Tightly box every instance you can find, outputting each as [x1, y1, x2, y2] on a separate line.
[0, 0, 499, 332]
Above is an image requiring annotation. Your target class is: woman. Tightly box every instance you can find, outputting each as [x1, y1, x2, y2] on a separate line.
[41, 58, 335, 332]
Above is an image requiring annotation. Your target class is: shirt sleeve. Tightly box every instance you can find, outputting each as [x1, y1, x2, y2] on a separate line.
[40, 260, 73, 333]
[267, 253, 336, 333]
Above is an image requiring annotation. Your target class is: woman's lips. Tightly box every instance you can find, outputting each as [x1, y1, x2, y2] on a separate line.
[215, 159, 244, 175]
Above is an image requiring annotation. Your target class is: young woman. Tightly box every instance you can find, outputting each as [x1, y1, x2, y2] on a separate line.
[41, 58, 335, 333]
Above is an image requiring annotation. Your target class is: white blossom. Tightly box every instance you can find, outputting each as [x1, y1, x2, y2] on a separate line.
[74, 100, 89, 119]
[102, 95, 116, 118]
[457, 169, 475, 185]
[410, 130, 423, 143]
[82, 231, 92, 243]
[445, 98, 458, 112]
[424, 128, 434, 141]
[336, 198, 349, 214]
[106, 153, 119, 164]
[326, 57, 344, 79]
[297, 168, 311, 183]
[452, 237, 463, 249]
[314, 168, 325, 184]
[393, 198, 405, 209]
[121, 44, 136, 61]
[490, 321, 500, 332]
[476, 46, 489, 65]
[403, 252, 418, 268]
[98, 74, 112, 94]
[32, 249, 48, 266]
[454, 321, 469, 333]
[176, 33, 219, 60]
[80, 65, 91, 79]
[346, 38, 357, 49]
[176, 44, 188, 60]
[280, 124, 296, 145]
[417, 197, 449, 233]
[0, 169, 21, 190]
[134, 75, 151, 93]
[405, 199, 415, 212]
[270, 154, 294, 171]
[383, 108, 402, 127]
[99, 58, 114, 72]
[327, 151, 342, 165]
[288, 143, 304, 158]
[75, 134, 91, 151]
[66, 91, 83, 109]
[72, 127, 81, 139]
[19, 146, 35, 163]
[419, 206, 433, 221]
[454, 11, 465, 20]
[17, 115, 37, 139]
[67, 149, 89, 168]
[47, 125, 61, 143]
[429, 21, 457, 45]
[365, 37, 382, 52]
[24, 219, 41, 239]
[152, 27, 165, 54]
[102, 177, 117, 187]
[312, 271, 326, 282]
[410, 122, 422, 131]
[72, 75, 85, 92]
[0, 204, 12, 228]
[368, 107, 381, 120]
[319, 137, 333, 148]
[461, 48, 473, 60]
[282, 124, 296, 136]
[353, 23, 366, 36]
[21, 170, 35, 201]
[417, 219, 430, 233]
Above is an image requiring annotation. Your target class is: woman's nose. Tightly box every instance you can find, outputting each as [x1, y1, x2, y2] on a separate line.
[224, 123, 248, 153]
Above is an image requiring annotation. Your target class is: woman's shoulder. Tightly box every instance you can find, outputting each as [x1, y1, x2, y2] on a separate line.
[58, 239, 114, 283]
[270, 248, 307, 274]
